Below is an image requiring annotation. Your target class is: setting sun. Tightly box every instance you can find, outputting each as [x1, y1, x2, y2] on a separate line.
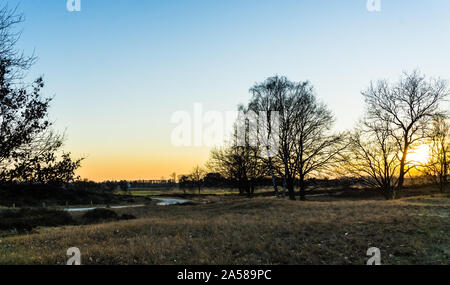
[408, 144, 432, 165]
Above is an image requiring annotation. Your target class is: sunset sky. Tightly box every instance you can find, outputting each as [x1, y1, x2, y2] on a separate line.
[10, 0, 450, 181]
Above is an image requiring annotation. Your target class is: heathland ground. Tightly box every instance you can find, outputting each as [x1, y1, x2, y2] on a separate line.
[0, 187, 448, 265]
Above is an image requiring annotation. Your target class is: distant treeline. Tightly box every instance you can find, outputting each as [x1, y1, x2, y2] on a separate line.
[179, 173, 364, 189]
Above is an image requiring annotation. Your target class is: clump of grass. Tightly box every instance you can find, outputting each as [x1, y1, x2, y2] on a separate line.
[0, 208, 75, 232]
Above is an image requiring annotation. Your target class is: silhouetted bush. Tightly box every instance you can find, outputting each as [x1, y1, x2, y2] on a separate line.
[0, 208, 75, 232]
[119, 214, 137, 220]
[81, 209, 137, 224]
[0, 183, 135, 207]
[81, 209, 118, 223]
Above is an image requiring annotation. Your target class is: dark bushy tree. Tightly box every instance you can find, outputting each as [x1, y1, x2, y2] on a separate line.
[0, 6, 81, 185]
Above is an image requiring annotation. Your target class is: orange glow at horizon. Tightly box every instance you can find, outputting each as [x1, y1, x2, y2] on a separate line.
[74, 147, 211, 182]
[73, 141, 437, 182]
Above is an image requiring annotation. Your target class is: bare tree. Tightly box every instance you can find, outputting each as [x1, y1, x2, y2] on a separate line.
[248, 76, 290, 197]
[362, 70, 449, 194]
[189, 165, 205, 195]
[291, 91, 347, 201]
[208, 108, 267, 196]
[419, 115, 449, 192]
[343, 120, 401, 199]
[178, 175, 190, 195]
[248, 76, 345, 200]
[0, 5, 36, 80]
[170, 172, 177, 183]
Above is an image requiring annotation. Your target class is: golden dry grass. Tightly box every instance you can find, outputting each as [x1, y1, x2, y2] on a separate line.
[0, 194, 449, 265]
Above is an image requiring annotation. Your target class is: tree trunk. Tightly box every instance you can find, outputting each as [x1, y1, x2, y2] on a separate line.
[287, 178, 295, 200]
[299, 175, 306, 201]
[245, 186, 251, 196]
[383, 187, 396, 200]
[250, 184, 255, 196]
[397, 143, 409, 192]
[442, 162, 448, 193]
[443, 150, 448, 193]
[268, 157, 279, 197]
[238, 178, 248, 196]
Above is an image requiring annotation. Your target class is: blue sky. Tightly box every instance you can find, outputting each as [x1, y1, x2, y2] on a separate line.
[7, 0, 450, 180]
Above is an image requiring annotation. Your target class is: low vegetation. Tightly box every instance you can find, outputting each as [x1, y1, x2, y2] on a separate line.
[0, 184, 138, 208]
[0, 208, 74, 233]
[0, 192, 448, 265]
[0, 207, 138, 235]
[80, 209, 136, 224]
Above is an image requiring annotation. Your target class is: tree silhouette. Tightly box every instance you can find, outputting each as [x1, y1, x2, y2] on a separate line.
[189, 165, 205, 195]
[363, 71, 448, 192]
[346, 71, 449, 199]
[249, 76, 345, 200]
[208, 108, 267, 196]
[344, 120, 401, 199]
[0, 5, 81, 184]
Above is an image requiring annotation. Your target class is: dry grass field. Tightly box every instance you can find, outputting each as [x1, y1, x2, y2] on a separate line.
[0, 193, 449, 265]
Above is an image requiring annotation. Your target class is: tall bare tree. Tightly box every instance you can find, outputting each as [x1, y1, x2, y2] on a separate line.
[291, 91, 347, 201]
[272, 79, 301, 200]
[248, 76, 289, 197]
[362, 71, 449, 194]
[248, 76, 346, 200]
